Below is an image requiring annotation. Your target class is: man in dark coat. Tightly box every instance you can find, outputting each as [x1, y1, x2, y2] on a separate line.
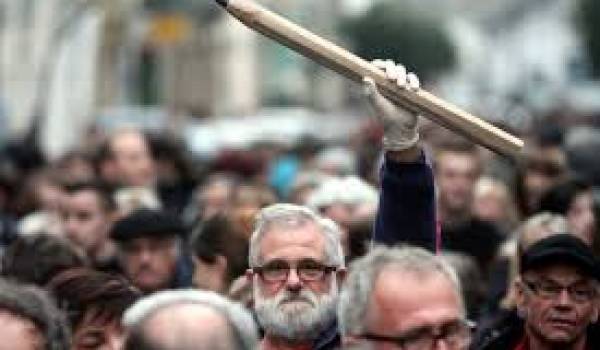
[473, 234, 600, 350]
[111, 208, 193, 294]
[247, 60, 437, 350]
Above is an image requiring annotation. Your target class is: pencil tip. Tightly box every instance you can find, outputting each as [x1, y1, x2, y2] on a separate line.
[216, 0, 229, 7]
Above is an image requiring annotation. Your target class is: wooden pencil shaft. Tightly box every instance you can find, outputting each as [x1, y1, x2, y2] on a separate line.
[219, 0, 524, 158]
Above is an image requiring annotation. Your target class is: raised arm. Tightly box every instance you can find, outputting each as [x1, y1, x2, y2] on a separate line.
[365, 60, 436, 251]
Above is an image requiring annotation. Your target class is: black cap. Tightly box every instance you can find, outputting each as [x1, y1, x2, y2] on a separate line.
[111, 208, 186, 242]
[520, 234, 599, 280]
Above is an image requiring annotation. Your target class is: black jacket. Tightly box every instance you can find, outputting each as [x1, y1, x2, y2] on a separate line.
[472, 310, 600, 350]
[278, 154, 436, 350]
[310, 155, 437, 350]
[471, 310, 524, 350]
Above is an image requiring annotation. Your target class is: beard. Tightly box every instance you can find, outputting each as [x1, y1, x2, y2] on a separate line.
[254, 280, 338, 344]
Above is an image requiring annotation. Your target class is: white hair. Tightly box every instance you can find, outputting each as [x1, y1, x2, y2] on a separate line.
[306, 176, 378, 210]
[123, 290, 258, 350]
[518, 212, 569, 249]
[254, 276, 339, 342]
[114, 186, 162, 214]
[315, 147, 357, 175]
[249, 203, 345, 268]
[337, 245, 464, 336]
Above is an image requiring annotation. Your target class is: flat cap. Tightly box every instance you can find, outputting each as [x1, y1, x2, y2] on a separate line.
[111, 208, 186, 242]
[520, 234, 599, 280]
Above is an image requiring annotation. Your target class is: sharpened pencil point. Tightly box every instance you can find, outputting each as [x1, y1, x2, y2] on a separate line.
[216, 0, 229, 7]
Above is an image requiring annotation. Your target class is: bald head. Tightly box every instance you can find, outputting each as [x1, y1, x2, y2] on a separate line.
[141, 303, 235, 350]
[123, 290, 258, 350]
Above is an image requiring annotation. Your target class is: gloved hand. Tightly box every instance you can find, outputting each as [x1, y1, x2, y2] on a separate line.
[363, 60, 420, 151]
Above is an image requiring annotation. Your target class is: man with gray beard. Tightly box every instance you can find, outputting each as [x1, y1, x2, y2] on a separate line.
[246, 60, 434, 349]
[248, 203, 346, 350]
[253, 275, 339, 342]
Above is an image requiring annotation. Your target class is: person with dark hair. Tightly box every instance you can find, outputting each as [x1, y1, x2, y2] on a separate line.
[433, 138, 483, 226]
[431, 138, 505, 276]
[96, 129, 156, 189]
[1, 233, 86, 286]
[441, 252, 487, 321]
[47, 268, 141, 350]
[111, 208, 192, 294]
[60, 181, 118, 271]
[186, 173, 238, 224]
[53, 151, 96, 185]
[148, 133, 197, 216]
[538, 177, 597, 247]
[190, 214, 249, 294]
[0, 165, 18, 256]
[345, 218, 373, 264]
[14, 169, 65, 235]
[0, 214, 16, 259]
[515, 152, 568, 218]
[0, 278, 71, 350]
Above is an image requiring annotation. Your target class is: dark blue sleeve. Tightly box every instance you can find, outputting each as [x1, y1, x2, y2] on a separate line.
[373, 152, 436, 252]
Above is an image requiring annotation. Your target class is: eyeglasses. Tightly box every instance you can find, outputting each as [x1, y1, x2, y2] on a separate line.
[355, 319, 475, 350]
[523, 279, 597, 304]
[252, 258, 338, 283]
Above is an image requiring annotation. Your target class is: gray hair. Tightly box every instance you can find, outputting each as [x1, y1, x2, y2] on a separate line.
[0, 279, 71, 350]
[517, 212, 568, 254]
[337, 245, 464, 336]
[249, 203, 345, 268]
[123, 289, 258, 350]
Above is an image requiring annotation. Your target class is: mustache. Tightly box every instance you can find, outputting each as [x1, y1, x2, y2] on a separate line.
[276, 291, 317, 307]
[133, 264, 158, 276]
[547, 314, 577, 323]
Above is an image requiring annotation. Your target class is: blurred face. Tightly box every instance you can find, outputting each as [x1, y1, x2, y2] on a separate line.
[472, 180, 512, 225]
[110, 132, 155, 187]
[61, 190, 111, 256]
[0, 311, 44, 350]
[59, 157, 95, 184]
[37, 180, 64, 212]
[192, 255, 226, 293]
[321, 204, 352, 254]
[119, 236, 179, 293]
[524, 171, 556, 213]
[567, 191, 596, 245]
[251, 222, 341, 343]
[436, 152, 480, 216]
[472, 192, 505, 224]
[322, 204, 353, 228]
[198, 182, 233, 219]
[72, 311, 123, 350]
[516, 264, 599, 348]
[346, 269, 469, 350]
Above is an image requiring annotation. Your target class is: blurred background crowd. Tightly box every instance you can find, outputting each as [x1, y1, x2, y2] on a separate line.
[0, 0, 599, 349]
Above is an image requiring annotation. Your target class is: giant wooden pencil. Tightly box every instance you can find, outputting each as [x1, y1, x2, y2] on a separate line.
[216, 0, 524, 158]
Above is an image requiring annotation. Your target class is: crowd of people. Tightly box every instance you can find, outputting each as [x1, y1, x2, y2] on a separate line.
[0, 60, 598, 350]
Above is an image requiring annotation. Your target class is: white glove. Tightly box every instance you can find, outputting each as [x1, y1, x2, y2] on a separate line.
[363, 59, 421, 151]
